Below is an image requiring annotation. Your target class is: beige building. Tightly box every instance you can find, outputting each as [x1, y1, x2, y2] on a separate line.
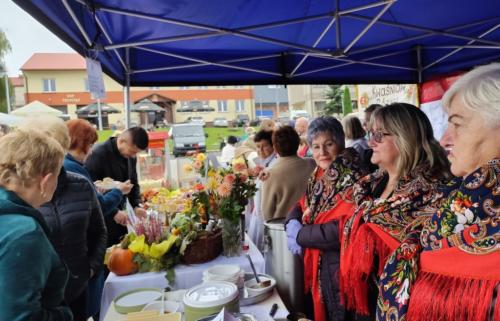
[287, 85, 329, 117]
[8, 76, 25, 108]
[288, 84, 357, 117]
[19, 53, 255, 128]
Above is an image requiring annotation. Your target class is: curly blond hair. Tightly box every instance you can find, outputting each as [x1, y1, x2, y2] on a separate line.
[18, 116, 70, 151]
[0, 130, 64, 187]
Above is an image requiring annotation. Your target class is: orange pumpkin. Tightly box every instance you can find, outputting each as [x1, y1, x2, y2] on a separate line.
[108, 247, 138, 276]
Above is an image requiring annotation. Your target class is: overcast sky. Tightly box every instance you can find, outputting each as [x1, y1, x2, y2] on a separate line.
[0, 1, 74, 76]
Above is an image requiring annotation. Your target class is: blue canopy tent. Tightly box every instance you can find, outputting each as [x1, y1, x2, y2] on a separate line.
[14, 0, 500, 125]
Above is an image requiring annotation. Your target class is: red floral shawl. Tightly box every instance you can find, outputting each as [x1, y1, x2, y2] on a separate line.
[407, 159, 500, 321]
[300, 148, 365, 321]
[340, 164, 446, 317]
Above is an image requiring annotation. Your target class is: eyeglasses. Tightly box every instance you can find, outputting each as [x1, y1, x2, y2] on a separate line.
[368, 130, 391, 143]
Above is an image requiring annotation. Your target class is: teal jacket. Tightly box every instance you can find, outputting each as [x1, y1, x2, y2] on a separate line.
[0, 188, 73, 321]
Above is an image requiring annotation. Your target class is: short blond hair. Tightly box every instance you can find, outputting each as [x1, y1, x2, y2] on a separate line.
[18, 116, 70, 151]
[260, 119, 276, 132]
[0, 130, 64, 187]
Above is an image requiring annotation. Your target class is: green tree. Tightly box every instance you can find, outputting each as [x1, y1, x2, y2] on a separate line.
[0, 29, 12, 114]
[342, 86, 353, 115]
[324, 85, 343, 115]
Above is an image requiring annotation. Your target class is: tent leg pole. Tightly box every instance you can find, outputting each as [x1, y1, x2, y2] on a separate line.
[97, 99, 103, 130]
[125, 75, 131, 129]
[416, 45, 423, 83]
[125, 48, 131, 129]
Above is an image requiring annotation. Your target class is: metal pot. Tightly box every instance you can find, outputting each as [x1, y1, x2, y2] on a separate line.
[263, 218, 304, 313]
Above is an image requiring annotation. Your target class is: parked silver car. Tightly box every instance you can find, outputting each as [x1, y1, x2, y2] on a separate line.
[186, 116, 205, 126]
[213, 117, 229, 127]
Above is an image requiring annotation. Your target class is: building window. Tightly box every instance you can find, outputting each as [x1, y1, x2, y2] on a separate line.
[217, 85, 226, 89]
[180, 86, 189, 90]
[314, 101, 327, 115]
[84, 78, 89, 91]
[199, 86, 208, 89]
[217, 100, 228, 112]
[267, 85, 282, 89]
[43, 79, 56, 92]
[235, 100, 245, 112]
[149, 86, 160, 90]
[234, 85, 244, 89]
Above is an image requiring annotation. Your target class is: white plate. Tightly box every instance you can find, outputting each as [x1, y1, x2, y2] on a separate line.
[142, 300, 180, 313]
[116, 290, 162, 307]
[114, 288, 163, 314]
[95, 179, 120, 190]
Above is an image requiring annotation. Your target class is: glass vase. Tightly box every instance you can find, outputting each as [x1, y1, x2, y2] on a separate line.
[222, 217, 242, 257]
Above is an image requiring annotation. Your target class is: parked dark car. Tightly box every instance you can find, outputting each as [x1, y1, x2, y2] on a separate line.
[233, 114, 249, 127]
[249, 119, 260, 126]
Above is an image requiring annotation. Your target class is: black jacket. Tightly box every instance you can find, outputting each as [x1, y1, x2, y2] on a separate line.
[287, 204, 346, 321]
[39, 168, 107, 303]
[84, 137, 141, 246]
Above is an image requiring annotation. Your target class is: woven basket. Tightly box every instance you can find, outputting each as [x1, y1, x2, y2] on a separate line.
[181, 229, 223, 264]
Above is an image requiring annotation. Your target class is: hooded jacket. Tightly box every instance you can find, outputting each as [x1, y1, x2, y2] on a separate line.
[0, 188, 72, 321]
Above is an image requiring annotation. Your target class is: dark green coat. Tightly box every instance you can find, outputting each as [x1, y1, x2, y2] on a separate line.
[0, 188, 72, 321]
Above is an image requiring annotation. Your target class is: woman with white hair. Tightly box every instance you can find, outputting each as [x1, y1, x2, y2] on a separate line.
[404, 63, 500, 321]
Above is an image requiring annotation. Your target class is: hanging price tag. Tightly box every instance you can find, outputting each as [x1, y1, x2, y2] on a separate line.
[86, 57, 106, 99]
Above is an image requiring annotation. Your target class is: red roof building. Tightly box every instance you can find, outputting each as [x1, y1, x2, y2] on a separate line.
[21, 53, 86, 71]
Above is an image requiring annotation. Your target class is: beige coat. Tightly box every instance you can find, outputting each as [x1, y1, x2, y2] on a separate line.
[261, 156, 316, 222]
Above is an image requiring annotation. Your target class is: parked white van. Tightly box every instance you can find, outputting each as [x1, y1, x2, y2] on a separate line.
[170, 123, 207, 157]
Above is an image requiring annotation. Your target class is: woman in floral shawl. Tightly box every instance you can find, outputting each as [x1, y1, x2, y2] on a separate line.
[286, 116, 367, 321]
[340, 103, 452, 320]
[405, 63, 500, 321]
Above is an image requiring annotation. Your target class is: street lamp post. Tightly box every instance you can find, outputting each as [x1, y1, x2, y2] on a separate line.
[275, 86, 279, 119]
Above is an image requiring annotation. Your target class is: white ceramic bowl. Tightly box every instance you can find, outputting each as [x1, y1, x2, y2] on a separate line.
[204, 265, 241, 278]
[244, 275, 276, 297]
[183, 281, 240, 321]
[141, 300, 180, 313]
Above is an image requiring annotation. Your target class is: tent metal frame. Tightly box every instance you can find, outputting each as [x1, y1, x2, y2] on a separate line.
[63, 0, 500, 78]
[58, 0, 500, 126]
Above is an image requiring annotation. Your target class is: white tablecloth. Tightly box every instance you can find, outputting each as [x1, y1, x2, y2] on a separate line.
[100, 235, 265, 321]
[103, 289, 289, 321]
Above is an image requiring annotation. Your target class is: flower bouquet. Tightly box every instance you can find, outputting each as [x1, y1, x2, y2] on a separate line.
[107, 215, 180, 283]
[191, 157, 258, 256]
[182, 152, 207, 177]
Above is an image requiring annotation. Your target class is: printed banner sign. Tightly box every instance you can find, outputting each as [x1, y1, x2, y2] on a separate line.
[357, 84, 418, 108]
